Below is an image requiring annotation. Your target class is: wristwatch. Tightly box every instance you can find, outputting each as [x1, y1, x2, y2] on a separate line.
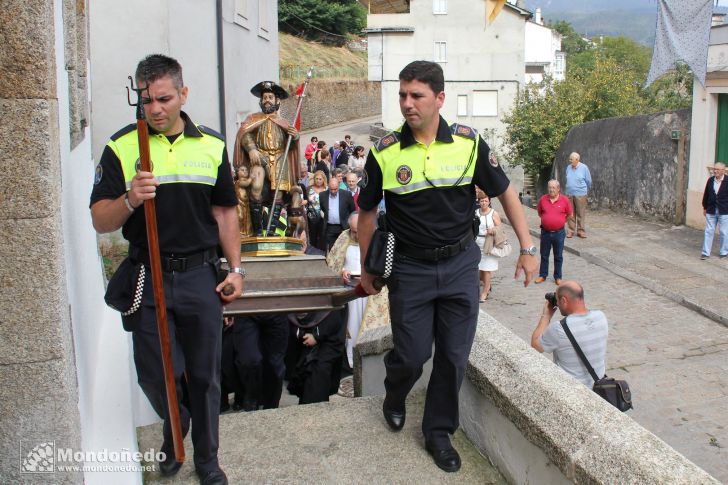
[229, 267, 246, 277]
[519, 245, 538, 256]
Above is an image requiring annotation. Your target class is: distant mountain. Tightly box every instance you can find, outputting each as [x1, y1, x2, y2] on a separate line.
[524, 0, 657, 46]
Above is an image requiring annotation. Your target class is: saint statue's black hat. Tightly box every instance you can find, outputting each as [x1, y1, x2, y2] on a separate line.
[250, 81, 289, 100]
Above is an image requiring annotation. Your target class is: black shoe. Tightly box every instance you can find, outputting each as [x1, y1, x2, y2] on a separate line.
[382, 399, 406, 431]
[159, 454, 183, 477]
[159, 421, 190, 476]
[425, 441, 461, 473]
[197, 468, 228, 485]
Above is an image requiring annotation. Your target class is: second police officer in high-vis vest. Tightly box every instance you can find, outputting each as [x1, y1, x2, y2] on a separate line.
[358, 61, 538, 473]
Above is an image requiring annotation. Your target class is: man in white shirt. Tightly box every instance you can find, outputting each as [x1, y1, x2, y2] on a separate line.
[531, 281, 608, 387]
[701, 162, 728, 260]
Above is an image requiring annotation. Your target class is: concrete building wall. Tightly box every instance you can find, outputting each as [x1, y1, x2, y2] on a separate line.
[89, 0, 279, 160]
[367, 1, 527, 152]
[553, 109, 691, 222]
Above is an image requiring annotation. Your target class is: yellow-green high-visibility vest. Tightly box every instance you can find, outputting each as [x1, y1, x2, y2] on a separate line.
[370, 122, 478, 196]
[107, 124, 224, 191]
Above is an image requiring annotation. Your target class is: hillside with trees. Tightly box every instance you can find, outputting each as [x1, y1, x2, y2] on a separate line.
[279, 0, 366, 46]
[504, 20, 692, 180]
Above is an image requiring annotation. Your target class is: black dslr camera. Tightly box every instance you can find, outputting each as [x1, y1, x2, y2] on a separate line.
[545, 292, 557, 308]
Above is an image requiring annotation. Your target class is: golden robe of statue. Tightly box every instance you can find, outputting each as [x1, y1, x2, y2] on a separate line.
[233, 113, 300, 195]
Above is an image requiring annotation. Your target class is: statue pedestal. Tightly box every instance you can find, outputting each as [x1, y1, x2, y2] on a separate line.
[222, 254, 348, 316]
[240, 236, 303, 257]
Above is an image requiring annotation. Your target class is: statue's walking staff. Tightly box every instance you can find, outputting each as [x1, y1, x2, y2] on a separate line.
[126, 77, 186, 464]
[264, 68, 314, 236]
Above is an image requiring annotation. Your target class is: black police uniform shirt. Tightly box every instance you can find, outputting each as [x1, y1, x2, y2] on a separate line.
[90, 112, 237, 254]
[358, 116, 510, 249]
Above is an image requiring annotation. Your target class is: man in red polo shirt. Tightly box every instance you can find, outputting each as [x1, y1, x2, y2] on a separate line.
[536, 179, 573, 284]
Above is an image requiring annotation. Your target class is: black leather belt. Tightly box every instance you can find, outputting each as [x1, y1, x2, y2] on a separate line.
[540, 226, 565, 233]
[396, 233, 474, 262]
[129, 246, 217, 272]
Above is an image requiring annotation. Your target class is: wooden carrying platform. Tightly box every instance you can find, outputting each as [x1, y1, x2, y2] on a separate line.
[222, 255, 349, 316]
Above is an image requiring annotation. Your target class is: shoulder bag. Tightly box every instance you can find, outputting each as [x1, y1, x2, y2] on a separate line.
[560, 318, 633, 412]
[104, 257, 146, 332]
[483, 211, 512, 258]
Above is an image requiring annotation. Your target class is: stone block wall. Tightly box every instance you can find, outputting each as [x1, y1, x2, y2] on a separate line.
[279, 79, 381, 131]
[553, 109, 691, 222]
[0, 1, 82, 482]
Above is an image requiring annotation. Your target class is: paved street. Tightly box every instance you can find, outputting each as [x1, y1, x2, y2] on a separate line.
[489, 203, 728, 482]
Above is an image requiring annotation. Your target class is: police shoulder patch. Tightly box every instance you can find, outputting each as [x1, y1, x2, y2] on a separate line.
[110, 123, 137, 141]
[197, 125, 225, 141]
[94, 163, 103, 185]
[450, 123, 477, 140]
[375, 131, 401, 152]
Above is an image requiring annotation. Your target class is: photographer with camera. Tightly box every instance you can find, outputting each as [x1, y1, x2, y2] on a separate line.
[530, 281, 608, 387]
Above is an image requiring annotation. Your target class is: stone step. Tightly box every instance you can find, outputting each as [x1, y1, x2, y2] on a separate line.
[138, 391, 505, 484]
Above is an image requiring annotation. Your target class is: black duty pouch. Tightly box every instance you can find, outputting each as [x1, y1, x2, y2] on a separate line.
[363, 229, 396, 279]
[104, 257, 146, 332]
[213, 258, 227, 285]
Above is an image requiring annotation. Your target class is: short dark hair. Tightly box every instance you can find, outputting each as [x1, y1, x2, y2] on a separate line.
[344, 134, 351, 140]
[399, 60, 444, 94]
[317, 140, 326, 149]
[311, 136, 318, 142]
[135, 54, 184, 90]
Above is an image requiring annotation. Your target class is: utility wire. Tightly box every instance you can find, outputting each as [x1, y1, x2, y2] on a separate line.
[286, 11, 347, 38]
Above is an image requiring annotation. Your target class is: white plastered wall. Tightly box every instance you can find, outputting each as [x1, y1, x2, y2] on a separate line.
[54, 0, 146, 482]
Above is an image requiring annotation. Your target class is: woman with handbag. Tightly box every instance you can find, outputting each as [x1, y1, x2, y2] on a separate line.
[307, 170, 328, 251]
[475, 194, 501, 302]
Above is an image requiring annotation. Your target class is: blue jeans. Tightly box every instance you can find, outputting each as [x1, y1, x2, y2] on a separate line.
[702, 212, 728, 257]
[540, 228, 566, 279]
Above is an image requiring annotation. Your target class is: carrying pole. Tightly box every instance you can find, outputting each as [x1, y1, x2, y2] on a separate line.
[126, 77, 185, 463]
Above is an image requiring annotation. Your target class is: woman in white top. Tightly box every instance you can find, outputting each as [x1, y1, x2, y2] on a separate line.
[348, 146, 366, 171]
[475, 193, 501, 302]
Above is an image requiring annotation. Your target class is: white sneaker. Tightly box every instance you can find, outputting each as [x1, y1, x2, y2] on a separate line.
[337, 376, 354, 398]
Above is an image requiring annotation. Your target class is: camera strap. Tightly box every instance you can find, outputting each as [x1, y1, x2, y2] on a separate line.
[559, 318, 602, 382]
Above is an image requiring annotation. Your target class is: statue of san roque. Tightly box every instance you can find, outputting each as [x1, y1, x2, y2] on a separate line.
[233, 81, 303, 237]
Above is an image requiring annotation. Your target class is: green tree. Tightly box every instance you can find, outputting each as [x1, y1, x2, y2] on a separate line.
[505, 21, 693, 180]
[279, 0, 366, 45]
[644, 63, 693, 111]
[549, 20, 589, 55]
[504, 56, 645, 178]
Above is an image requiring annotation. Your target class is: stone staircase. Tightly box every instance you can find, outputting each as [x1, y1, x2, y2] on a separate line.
[138, 391, 505, 484]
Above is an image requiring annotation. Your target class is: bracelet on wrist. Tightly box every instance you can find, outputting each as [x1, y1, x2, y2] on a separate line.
[123, 193, 136, 213]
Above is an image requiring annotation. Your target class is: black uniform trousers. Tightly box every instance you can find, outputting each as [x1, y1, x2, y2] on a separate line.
[233, 314, 289, 409]
[132, 263, 222, 474]
[384, 242, 480, 448]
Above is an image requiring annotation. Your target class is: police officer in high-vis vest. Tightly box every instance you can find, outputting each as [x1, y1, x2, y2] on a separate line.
[90, 55, 242, 485]
[358, 61, 538, 473]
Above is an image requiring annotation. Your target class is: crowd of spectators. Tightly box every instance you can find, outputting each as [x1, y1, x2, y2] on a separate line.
[220, 132, 385, 412]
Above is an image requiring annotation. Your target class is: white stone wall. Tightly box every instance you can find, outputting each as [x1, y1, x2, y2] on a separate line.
[525, 19, 563, 84]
